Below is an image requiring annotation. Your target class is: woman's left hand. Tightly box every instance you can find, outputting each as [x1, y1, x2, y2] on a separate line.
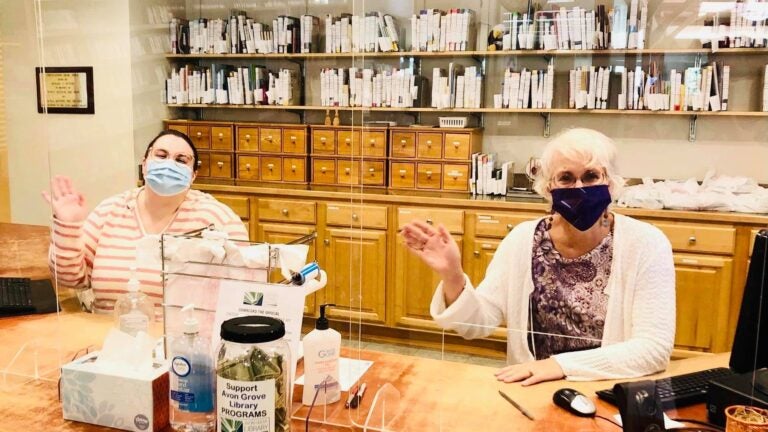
[495, 358, 565, 386]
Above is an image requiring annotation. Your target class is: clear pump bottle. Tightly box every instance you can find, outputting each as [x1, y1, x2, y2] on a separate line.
[302, 303, 341, 406]
[170, 304, 214, 432]
[113, 267, 154, 336]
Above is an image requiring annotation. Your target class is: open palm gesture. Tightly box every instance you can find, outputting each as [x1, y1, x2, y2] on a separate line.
[400, 220, 463, 282]
[42, 175, 88, 223]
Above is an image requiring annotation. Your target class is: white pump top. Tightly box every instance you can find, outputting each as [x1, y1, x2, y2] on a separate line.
[127, 266, 140, 293]
[180, 303, 199, 334]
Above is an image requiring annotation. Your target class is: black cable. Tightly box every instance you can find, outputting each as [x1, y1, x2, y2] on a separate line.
[670, 418, 725, 432]
[594, 414, 622, 428]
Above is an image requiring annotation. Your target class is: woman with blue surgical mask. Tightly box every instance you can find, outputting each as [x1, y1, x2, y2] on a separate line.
[400, 128, 675, 386]
[44, 130, 248, 314]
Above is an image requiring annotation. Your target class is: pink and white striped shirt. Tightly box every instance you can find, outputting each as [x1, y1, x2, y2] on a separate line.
[49, 187, 248, 314]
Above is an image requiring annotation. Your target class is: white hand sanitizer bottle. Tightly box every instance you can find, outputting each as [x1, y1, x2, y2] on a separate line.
[170, 304, 214, 432]
[302, 303, 341, 406]
[113, 267, 154, 336]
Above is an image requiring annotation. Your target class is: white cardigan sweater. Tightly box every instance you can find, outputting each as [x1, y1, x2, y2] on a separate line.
[430, 213, 676, 381]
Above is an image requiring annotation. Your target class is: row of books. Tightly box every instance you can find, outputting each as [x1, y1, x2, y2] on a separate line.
[431, 64, 482, 109]
[470, 154, 512, 196]
[617, 62, 730, 112]
[319, 68, 420, 108]
[324, 12, 400, 53]
[165, 65, 297, 105]
[702, 0, 768, 49]
[499, 0, 647, 51]
[569, 66, 612, 109]
[493, 66, 555, 109]
[410, 9, 476, 52]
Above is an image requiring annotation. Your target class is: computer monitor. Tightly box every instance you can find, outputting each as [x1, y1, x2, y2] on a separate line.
[730, 229, 768, 375]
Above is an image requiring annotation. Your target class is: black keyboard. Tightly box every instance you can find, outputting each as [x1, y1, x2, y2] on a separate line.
[596, 367, 736, 408]
[0, 277, 35, 316]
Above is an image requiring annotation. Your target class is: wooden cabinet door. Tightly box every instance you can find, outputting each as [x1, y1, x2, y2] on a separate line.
[467, 238, 501, 288]
[321, 228, 387, 324]
[255, 223, 317, 315]
[674, 254, 733, 353]
[393, 234, 463, 330]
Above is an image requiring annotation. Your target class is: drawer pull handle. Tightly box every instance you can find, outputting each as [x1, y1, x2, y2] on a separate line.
[452, 141, 459, 147]
[426, 170, 433, 178]
[321, 167, 327, 173]
[245, 134, 251, 140]
[245, 163, 251, 170]
[688, 236, 697, 244]
[291, 165, 297, 171]
[321, 137, 326, 142]
[218, 133, 224, 138]
[281, 209, 289, 216]
[369, 168, 375, 174]
[400, 139, 406, 145]
[196, 160, 202, 167]
[370, 139, 376, 145]
[352, 213, 359, 221]
[290, 136, 297, 141]
[196, 132, 202, 137]
[345, 138, 351, 143]
[427, 140, 432, 146]
[506, 223, 513, 231]
[399, 169, 406, 177]
[473, 251, 480, 257]
[324, 239, 330, 246]
[426, 219, 434, 225]
[267, 163, 274, 170]
[345, 167, 351, 174]
[217, 162, 224, 168]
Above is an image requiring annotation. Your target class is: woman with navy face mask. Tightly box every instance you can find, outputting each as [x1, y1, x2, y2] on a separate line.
[401, 128, 675, 385]
[44, 130, 248, 314]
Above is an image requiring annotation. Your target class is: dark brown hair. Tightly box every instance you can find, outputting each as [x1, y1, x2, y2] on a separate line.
[144, 129, 199, 171]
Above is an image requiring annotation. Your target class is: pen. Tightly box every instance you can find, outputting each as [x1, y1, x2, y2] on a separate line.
[498, 390, 535, 421]
[345, 384, 359, 409]
[350, 383, 366, 409]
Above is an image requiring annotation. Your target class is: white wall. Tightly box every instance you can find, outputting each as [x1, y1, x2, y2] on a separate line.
[2, 0, 136, 225]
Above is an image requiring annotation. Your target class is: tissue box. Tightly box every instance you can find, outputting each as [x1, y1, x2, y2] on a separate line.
[60, 351, 170, 431]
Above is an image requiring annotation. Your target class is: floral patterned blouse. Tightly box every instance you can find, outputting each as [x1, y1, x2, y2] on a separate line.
[528, 219, 612, 359]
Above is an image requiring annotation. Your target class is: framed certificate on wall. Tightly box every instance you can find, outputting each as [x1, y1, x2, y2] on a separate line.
[35, 66, 94, 114]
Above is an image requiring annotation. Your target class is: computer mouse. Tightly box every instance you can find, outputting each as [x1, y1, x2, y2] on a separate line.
[553, 388, 596, 417]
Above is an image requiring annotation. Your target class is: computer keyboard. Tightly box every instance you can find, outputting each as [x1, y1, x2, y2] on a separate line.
[596, 367, 736, 408]
[0, 277, 35, 316]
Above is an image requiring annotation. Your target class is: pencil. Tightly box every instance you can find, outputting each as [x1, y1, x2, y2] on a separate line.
[498, 390, 535, 421]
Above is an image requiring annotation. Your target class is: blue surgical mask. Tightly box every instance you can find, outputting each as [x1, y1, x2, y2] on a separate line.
[145, 159, 193, 196]
[550, 185, 612, 231]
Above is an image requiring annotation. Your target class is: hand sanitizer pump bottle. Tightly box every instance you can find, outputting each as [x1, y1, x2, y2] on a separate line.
[113, 267, 154, 336]
[169, 304, 214, 432]
[302, 303, 341, 405]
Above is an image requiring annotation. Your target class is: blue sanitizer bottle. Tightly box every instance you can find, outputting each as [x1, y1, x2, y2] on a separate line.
[170, 304, 214, 432]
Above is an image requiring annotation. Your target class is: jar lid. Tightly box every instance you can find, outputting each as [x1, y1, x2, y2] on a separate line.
[220, 316, 285, 344]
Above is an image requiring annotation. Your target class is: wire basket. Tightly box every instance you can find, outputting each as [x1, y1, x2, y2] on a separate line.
[438, 117, 468, 128]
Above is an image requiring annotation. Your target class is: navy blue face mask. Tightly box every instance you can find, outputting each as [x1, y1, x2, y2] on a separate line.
[550, 185, 612, 231]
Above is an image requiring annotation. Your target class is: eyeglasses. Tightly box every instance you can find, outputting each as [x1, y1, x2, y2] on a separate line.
[149, 148, 194, 166]
[552, 169, 605, 188]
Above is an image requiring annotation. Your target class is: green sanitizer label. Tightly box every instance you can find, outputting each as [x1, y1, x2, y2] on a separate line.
[217, 377, 275, 432]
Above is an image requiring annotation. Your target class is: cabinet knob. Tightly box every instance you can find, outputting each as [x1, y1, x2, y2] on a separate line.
[399, 169, 406, 177]
[426, 219, 433, 225]
[400, 139, 406, 145]
[281, 209, 289, 216]
[321, 137, 327, 142]
[453, 141, 459, 147]
[267, 163, 274, 170]
[290, 136, 297, 142]
[370, 139, 376, 145]
[345, 167, 351, 174]
[506, 223, 513, 231]
[345, 138, 351, 143]
[321, 167, 327, 173]
[245, 134, 251, 140]
[352, 213, 359, 221]
[426, 140, 432, 146]
[196, 160, 202, 167]
[218, 133, 223, 138]
[216, 161, 224, 168]
[473, 251, 480, 257]
[324, 239, 330, 246]
[369, 168, 375, 174]
[245, 163, 251, 170]
[688, 236, 697, 244]
[196, 132, 202, 137]
[291, 165, 297, 171]
[426, 170, 432, 178]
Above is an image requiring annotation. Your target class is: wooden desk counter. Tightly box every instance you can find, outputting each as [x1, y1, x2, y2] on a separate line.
[0, 312, 727, 432]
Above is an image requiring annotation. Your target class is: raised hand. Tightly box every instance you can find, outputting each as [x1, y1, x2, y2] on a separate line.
[400, 221, 465, 301]
[41, 175, 88, 223]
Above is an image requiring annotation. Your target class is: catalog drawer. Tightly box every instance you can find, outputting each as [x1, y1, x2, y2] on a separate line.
[282, 157, 306, 183]
[390, 162, 415, 189]
[362, 160, 385, 186]
[312, 159, 336, 184]
[337, 160, 360, 185]
[391, 132, 416, 158]
[362, 131, 387, 157]
[214, 195, 250, 220]
[326, 203, 388, 229]
[654, 222, 736, 254]
[312, 129, 336, 154]
[337, 130, 361, 156]
[210, 126, 233, 150]
[259, 199, 316, 224]
[209, 153, 233, 179]
[444, 133, 471, 160]
[474, 212, 541, 238]
[442, 164, 470, 191]
[237, 127, 259, 152]
[417, 133, 443, 159]
[259, 128, 282, 153]
[166, 123, 188, 135]
[417, 163, 442, 190]
[196, 153, 210, 177]
[260, 156, 282, 181]
[397, 207, 465, 234]
[237, 155, 259, 180]
[189, 126, 211, 149]
[282, 128, 307, 154]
